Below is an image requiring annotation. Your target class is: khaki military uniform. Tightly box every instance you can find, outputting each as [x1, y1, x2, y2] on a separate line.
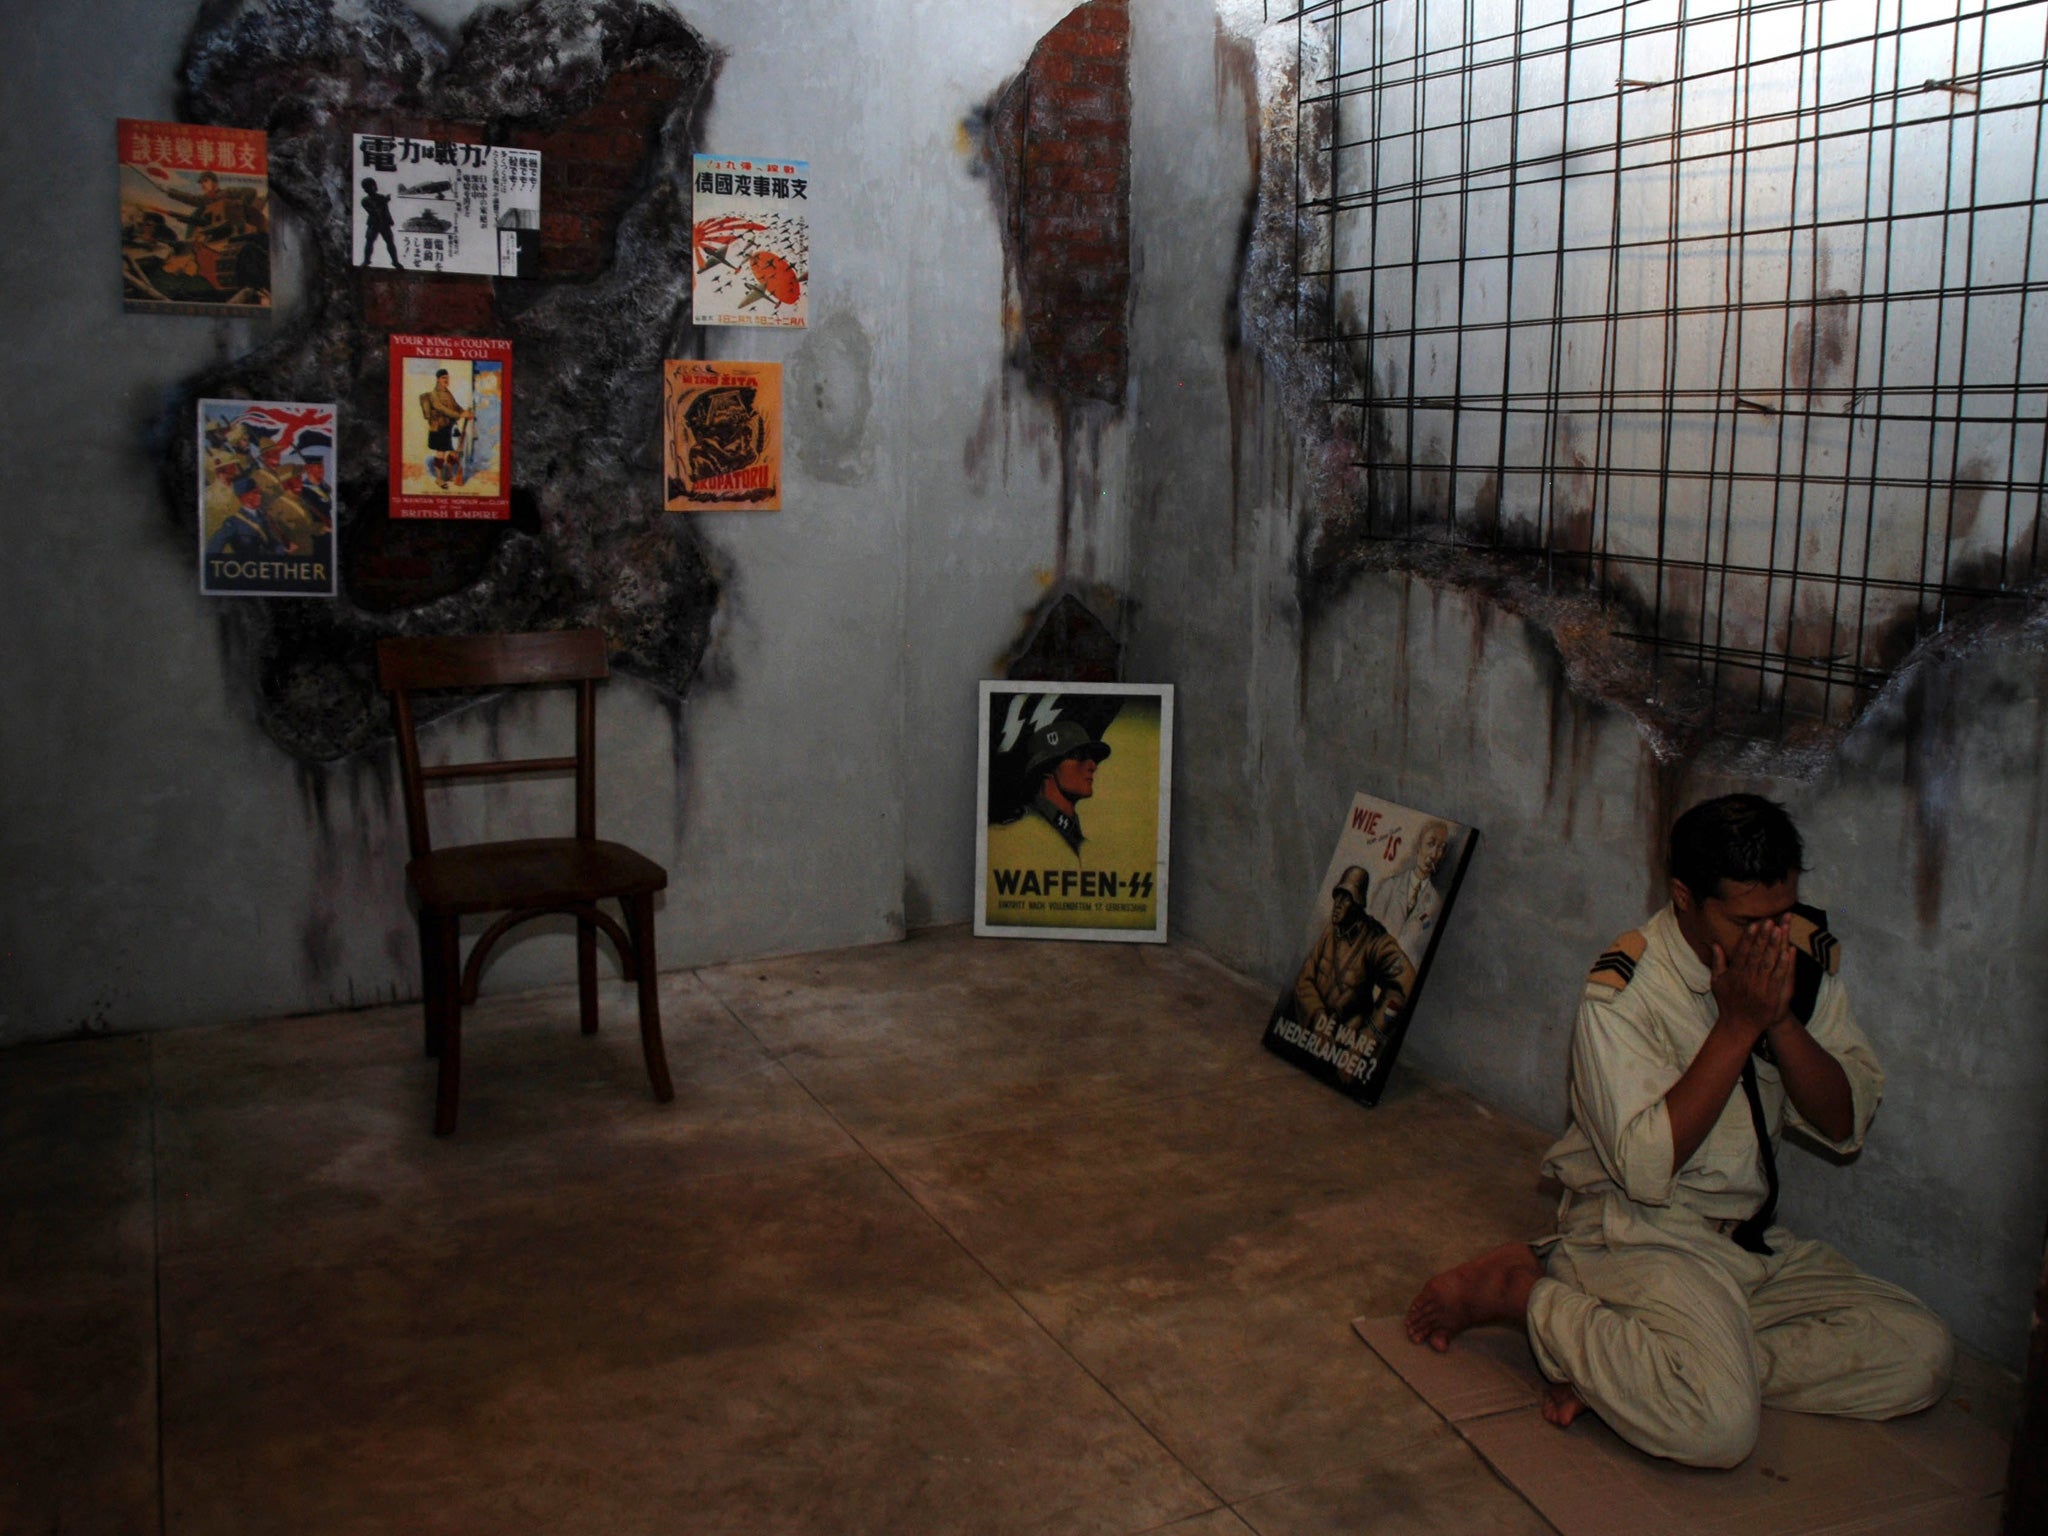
[1526, 906, 1951, 1467]
[1293, 916, 1414, 1039]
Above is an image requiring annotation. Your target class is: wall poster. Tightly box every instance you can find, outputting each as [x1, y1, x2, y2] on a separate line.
[690, 154, 809, 328]
[663, 360, 781, 511]
[350, 133, 540, 276]
[197, 398, 338, 598]
[1262, 793, 1478, 1107]
[975, 681, 1173, 943]
[387, 334, 512, 520]
[119, 118, 270, 316]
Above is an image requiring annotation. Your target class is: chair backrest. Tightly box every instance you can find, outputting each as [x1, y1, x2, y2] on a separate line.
[377, 630, 611, 860]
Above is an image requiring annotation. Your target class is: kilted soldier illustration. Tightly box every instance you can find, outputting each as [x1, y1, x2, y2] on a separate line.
[419, 368, 473, 488]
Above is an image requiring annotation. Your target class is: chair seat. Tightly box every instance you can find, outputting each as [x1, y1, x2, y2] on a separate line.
[408, 838, 668, 916]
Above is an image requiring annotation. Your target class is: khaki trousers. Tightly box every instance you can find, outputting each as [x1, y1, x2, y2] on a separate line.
[1526, 1197, 1952, 1468]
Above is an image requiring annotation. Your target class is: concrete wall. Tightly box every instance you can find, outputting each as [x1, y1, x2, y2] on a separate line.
[1125, 0, 2048, 1369]
[3, 0, 2042, 1376]
[0, 0, 1093, 1039]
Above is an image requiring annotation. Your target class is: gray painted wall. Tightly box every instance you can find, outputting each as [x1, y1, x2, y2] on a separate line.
[0, 0, 1090, 1040]
[2, 0, 2040, 1376]
[1128, 0, 2048, 1369]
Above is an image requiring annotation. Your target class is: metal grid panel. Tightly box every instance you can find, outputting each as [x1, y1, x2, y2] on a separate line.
[1278, 0, 2048, 728]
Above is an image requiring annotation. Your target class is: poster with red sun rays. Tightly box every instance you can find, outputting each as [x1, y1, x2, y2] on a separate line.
[689, 154, 809, 329]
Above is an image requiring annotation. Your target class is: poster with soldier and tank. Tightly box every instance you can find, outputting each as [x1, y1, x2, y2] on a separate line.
[119, 119, 270, 316]
[387, 334, 512, 520]
[196, 399, 337, 597]
[663, 360, 781, 510]
[689, 154, 809, 328]
[349, 133, 540, 276]
[1262, 793, 1478, 1106]
[975, 681, 1174, 943]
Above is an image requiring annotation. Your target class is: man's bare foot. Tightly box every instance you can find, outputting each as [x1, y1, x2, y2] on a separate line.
[1543, 1380, 1588, 1428]
[1403, 1242, 1545, 1353]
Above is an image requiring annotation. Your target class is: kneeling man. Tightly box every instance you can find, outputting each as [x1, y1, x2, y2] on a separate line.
[1405, 794, 1950, 1467]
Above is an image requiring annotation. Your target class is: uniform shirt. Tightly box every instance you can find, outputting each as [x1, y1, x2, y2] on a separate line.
[1541, 905, 1884, 1223]
[1293, 916, 1414, 1033]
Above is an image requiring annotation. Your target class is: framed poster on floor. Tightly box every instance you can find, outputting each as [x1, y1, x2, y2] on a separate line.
[1262, 793, 1478, 1106]
[975, 681, 1173, 943]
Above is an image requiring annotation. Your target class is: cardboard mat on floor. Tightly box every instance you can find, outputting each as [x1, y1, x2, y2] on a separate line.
[1354, 1316, 2008, 1536]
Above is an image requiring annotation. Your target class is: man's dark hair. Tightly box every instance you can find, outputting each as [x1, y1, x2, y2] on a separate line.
[1669, 794, 1806, 900]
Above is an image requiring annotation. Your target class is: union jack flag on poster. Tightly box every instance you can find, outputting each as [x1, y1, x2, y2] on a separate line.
[197, 398, 338, 598]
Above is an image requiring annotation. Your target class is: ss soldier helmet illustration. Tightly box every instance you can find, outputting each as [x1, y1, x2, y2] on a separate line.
[1015, 719, 1111, 856]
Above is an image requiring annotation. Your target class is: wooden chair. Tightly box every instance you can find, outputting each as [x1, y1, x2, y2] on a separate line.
[377, 630, 673, 1135]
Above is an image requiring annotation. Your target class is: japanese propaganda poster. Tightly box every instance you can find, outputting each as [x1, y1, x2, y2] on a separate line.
[387, 335, 512, 520]
[663, 360, 781, 511]
[119, 119, 270, 316]
[351, 134, 540, 277]
[976, 682, 1174, 943]
[197, 399, 337, 598]
[1263, 793, 1478, 1106]
[690, 154, 809, 328]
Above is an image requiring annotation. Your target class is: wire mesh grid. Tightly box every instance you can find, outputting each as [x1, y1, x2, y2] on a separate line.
[1272, 0, 2048, 729]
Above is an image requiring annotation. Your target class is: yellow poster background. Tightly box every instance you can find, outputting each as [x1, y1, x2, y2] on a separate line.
[982, 699, 1162, 932]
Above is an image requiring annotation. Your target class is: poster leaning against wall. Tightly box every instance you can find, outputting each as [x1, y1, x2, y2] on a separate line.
[387, 334, 512, 520]
[976, 681, 1174, 943]
[119, 118, 270, 316]
[197, 398, 337, 597]
[1262, 793, 1478, 1106]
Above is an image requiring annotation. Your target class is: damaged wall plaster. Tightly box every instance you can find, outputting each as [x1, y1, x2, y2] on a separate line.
[160, 0, 721, 762]
[973, 0, 1136, 676]
[1215, 3, 2048, 768]
[1135, 0, 2048, 1370]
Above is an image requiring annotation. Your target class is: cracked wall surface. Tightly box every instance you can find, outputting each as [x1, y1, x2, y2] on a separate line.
[160, 0, 721, 761]
[1124, 0, 2048, 1369]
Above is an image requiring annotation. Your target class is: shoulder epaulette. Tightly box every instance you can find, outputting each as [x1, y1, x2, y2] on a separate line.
[1587, 930, 1647, 990]
[1787, 903, 1840, 975]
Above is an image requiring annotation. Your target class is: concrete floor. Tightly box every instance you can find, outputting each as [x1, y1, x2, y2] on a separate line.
[1, 926, 1901, 1534]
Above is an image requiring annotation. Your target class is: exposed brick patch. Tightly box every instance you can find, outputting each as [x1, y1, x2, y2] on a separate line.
[510, 64, 687, 279]
[987, 0, 1131, 406]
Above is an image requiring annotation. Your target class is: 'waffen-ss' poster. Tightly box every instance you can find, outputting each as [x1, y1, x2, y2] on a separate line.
[976, 681, 1173, 943]
[1262, 793, 1478, 1107]
[351, 133, 540, 276]
[663, 360, 781, 511]
[197, 398, 337, 597]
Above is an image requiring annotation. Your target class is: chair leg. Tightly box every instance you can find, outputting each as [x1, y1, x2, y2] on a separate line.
[432, 918, 463, 1136]
[418, 915, 443, 1060]
[625, 894, 673, 1103]
[577, 914, 599, 1036]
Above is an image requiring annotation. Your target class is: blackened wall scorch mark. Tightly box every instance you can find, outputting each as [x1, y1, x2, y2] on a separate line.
[1900, 662, 1959, 927]
[160, 0, 722, 764]
[975, 0, 1132, 582]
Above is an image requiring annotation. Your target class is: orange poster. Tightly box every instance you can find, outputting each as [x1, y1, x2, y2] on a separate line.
[662, 360, 781, 512]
